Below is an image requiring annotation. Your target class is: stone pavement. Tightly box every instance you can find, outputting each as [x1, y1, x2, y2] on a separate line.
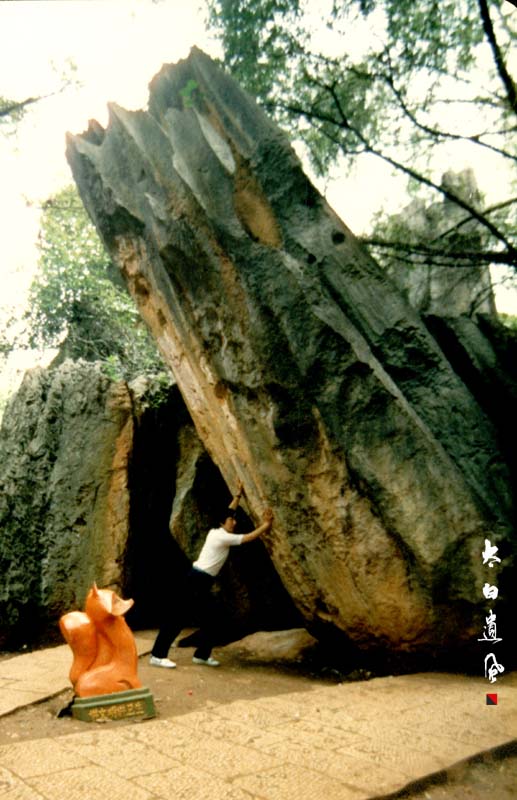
[0, 634, 515, 800]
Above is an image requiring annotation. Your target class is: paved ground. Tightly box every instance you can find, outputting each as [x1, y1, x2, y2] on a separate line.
[0, 632, 515, 800]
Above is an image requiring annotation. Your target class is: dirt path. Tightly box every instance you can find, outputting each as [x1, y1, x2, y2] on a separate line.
[0, 639, 515, 799]
[0, 638, 334, 745]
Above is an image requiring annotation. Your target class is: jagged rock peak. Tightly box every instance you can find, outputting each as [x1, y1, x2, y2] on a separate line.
[65, 49, 515, 658]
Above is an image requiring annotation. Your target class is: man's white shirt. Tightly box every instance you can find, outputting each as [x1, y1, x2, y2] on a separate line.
[193, 527, 244, 576]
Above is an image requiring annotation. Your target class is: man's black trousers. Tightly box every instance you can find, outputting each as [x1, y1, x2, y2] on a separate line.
[151, 567, 216, 660]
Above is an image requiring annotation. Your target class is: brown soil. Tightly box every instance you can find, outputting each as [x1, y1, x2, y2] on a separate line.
[392, 748, 517, 800]
[0, 638, 515, 800]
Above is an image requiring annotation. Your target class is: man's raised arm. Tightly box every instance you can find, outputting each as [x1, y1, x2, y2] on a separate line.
[241, 508, 274, 543]
[228, 480, 245, 511]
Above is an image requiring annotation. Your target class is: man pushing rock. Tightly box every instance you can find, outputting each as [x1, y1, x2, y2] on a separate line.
[150, 482, 274, 668]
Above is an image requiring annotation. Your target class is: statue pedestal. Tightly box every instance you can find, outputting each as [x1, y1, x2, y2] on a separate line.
[71, 686, 156, 722]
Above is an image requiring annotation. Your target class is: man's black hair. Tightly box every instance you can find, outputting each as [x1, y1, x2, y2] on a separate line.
[220, 508, 237, 522]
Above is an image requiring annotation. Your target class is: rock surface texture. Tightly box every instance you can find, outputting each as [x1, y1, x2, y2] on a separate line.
[0, 363, 296, 646]
[386, 169, 496, 317]
[0, 361, 133, 644]
[66, 48, 515, 657]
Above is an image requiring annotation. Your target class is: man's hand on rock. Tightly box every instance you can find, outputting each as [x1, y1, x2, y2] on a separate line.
[262, 507, 274, 526]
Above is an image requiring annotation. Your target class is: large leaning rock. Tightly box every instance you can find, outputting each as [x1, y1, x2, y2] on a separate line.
[66, 48, 515, 657]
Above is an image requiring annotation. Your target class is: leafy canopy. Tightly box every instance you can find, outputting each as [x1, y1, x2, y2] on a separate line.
[25, 185, 164, 380]
[207, 0, 517, 272]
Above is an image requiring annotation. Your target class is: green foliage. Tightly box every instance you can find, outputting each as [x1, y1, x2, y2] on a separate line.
[377, 0, 485, 73]
[500, 312, 517, 331]
[207, 0, 517, 269]
[209, 0, 500, 158]
[25, 185, 165, 380]
[0, 96, 27, 122]
[0, 96, 30, 135]
[100, 355, 127, 382]
[179, 79, 199, 109]
[0, 326, 11, 362]
[137, 370, 175, 409]
[210, 0, 302, 100]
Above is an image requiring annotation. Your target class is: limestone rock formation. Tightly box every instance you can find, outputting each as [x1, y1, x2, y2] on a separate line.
[0, 361, 134, 645]
[66, 48, 515, 657]
[385, 169, 496, 317]
[0, 361, 297, 647]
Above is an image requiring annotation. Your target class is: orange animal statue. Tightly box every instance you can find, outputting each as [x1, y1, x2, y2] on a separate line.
[59, 584, 142, 698]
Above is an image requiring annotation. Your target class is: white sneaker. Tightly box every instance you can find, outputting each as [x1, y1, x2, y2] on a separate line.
[192, 656, 220, 667]
[149, 655, 176, 668]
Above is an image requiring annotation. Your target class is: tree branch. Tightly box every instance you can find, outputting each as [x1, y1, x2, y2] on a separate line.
[361, 237, 517, 268]
[0, 96, 41, 119]
[429, 197, 517, 244]
[274, 86, 517, 259]
[380, 53, 517, 164]
[477, 0, 517, 116]
[1, 80, 75, 120]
